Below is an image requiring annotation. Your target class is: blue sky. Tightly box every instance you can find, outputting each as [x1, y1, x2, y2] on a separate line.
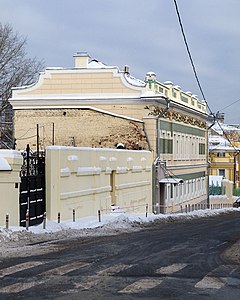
[1, 0, 240, 123]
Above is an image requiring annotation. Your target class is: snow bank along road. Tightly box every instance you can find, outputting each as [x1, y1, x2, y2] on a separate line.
[0, 210, 240, 299]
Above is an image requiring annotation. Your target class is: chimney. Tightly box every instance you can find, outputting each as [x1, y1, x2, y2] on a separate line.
[73, 52, 90, 68]
[124, 65, 129, 74]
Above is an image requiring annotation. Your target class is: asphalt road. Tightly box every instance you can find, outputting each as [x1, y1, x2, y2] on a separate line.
[0, 211, 240, 299]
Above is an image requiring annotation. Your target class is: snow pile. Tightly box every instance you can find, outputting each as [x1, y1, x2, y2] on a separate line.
[0, 208, 239, 246]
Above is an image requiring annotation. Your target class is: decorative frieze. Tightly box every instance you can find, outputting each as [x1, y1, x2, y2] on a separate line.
[145, 105, 207, 129]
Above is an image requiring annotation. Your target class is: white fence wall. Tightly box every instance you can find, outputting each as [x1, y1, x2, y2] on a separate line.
[46, 146, 152, 221]
[0, 150, 22, 226]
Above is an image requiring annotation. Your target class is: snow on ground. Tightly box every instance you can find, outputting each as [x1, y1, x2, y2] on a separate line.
[1, 208, 240, 246]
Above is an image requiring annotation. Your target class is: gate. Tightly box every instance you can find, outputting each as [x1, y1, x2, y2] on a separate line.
[19, 144, 46, 227]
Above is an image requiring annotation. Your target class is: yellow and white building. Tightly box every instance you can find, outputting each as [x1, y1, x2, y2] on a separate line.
[209, 122, 240, 188]
[9, 52, 209, 213]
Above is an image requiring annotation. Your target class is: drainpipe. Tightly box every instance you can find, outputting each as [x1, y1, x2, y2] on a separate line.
[234, 154, 236, 189]
[153, 156, 160, 213]
[206, 130, 210, 207]
[233, 151, 239, 189]
[207, 114, 217, 208]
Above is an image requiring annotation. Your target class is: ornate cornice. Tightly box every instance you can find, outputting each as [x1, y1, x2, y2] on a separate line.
[145, 105, 207, 129]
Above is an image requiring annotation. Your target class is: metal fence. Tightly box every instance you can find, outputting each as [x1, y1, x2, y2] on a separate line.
[209, 183, 225, 196]
[233, 188, 240, 197]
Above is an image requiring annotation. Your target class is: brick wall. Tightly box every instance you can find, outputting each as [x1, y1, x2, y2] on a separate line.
[14, 109, 149, 151]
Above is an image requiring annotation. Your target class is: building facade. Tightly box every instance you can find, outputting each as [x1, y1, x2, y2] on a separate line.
[9, 52, 209, 212]
[209, 122, 240, 188]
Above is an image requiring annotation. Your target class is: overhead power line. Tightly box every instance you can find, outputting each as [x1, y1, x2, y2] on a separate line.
[173, 0, 240, 172]
[173, 0, 213, 115]
[218, 98, 240, 113]
[215, 119, 240, 154]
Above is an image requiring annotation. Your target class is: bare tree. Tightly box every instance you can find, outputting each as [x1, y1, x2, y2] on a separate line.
[0, 23, 44, 148]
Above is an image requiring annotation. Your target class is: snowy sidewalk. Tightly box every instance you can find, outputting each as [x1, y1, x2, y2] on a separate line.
[1, 207, 239, 242]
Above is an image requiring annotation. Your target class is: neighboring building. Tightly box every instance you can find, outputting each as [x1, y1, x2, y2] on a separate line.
[209, 122, 240, 188]
[9, 52, 209, 213]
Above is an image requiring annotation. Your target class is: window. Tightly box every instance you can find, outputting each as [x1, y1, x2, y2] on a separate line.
[219, 169, 225, 177]
[170, 184, 174, 199]
[217, 152, 226, 157]
[159, 138, 173, 154]
[172, 88, 177, 98]
[167, 185, 171, 201]
[180, 94, 189, 103]
[199, 143, 205, 155]
[179, 183, 183, 197]
[159, 86, 163, 93]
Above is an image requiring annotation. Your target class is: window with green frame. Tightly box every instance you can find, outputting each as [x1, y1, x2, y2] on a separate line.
[159, 138, 173, 154]
[199, 143, 205, 155]
[180, 95, 189, 103]
[172, 88, 177, 98]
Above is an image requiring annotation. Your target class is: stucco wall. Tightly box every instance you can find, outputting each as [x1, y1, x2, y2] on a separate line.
[12, 69, 143, 97]
[0, 150, 22, 227]
[46, 146, 152, 221]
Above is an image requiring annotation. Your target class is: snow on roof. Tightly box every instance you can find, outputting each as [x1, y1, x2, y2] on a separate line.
[124, 73, 145, 87]
[87, 60, 145, 87]
[211, 122, 240, 134]
[88, 59, 109, 68]
[209, 135, 240, 151]
[209, 145, 239, 151]
[0, 157, 11, 171]
[209, 135, 230, 146]
[164, 81, 174, 85]
[46, 67, 64, 70]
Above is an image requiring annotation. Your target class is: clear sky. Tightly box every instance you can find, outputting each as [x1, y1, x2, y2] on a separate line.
[1, 0, 240, 124]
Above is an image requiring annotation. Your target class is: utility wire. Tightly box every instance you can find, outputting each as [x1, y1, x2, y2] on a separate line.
[173, 0, 240, 178]
[17, 133, 38, 141]
[16, 125, 44, 140]
[214, 119, 240, 154]
[173, 0, 213, 115]
[218, 98, 240, 113]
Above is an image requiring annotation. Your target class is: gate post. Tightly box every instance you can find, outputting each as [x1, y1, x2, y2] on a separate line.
[43, 212, 46, 229]
[5, 214, 9, 229]
[26, 209, 29, 230]
[26, 144, 30, 214]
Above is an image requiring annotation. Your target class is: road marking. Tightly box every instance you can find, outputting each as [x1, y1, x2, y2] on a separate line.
[0, 261, 90, 294]
[64, 264, 134, 293]
[155, 263, 188, 275]
[0, 280, 47, 293]
[195, 276, 226, 289]
[44, 261, 90, 276]
[97, 263, 133, 276]
[195, 264, 239, 290]
[74, 276, 101, 290]
[118, 278, 162, 294]
[0, 261, 44, 278]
